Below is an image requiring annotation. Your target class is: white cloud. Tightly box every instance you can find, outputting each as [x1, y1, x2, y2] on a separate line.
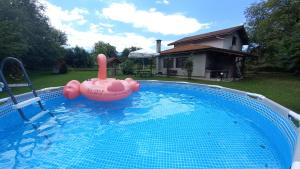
[161, 40, 173, 51]
[149, 8, 156, 12]
[65, 28, 173, 52]
[99, 23, 114, 28]
[101, 2, 209, 35]
[156, 0, 170, 5]
[40, 0, 89, 28]
[40, 0, 172, 52]
[108, 28, 114, 33]
[64, 29, 173, 52]
[89, 23, 103, 32]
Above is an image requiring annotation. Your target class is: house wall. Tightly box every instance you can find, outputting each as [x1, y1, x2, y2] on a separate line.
[222, 33, 243, 51]
[174, 32, 243, 52]
[175, 39, 224, 49]
[158, 54, 207, 77]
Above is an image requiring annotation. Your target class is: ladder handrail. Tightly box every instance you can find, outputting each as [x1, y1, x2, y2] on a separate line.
[0, 57, 60, 121]
[0, 82, 4, 92]
[0, 57, 46, 111]
[0, 57, 58, 145]
[1, 58, 33, 96]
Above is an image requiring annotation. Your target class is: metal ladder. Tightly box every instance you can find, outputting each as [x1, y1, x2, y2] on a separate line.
[0, 57, 58, 144]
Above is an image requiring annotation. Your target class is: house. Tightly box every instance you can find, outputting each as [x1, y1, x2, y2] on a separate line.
[155, 25, 253, 80]
[107, 57, 121, 68]
[107, 57, 121, 76]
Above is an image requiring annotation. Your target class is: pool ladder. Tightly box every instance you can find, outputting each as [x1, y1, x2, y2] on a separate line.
[0, 57, 58, 143]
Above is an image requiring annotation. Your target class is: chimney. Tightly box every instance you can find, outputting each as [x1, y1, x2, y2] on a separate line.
[156, 39, 162, 53]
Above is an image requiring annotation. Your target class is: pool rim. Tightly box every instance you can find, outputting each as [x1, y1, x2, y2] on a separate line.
[0, 80, 299, 168]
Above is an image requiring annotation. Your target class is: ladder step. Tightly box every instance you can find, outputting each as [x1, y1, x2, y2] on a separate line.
[8, 83, 29, 88]
[12, 97, 41, 109]
[27, 110, 49, 123]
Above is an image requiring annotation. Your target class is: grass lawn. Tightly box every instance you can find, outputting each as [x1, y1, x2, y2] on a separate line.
[1, 70, 300, 114]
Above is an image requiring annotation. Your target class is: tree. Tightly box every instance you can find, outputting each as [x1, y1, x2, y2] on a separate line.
[121, 46, 141, 58]
[91, 41, 117, 59]
[245, 0, 300, 72]
[65, 46, 93, 68]
[0, 0, 67, 69]
[120, 46, 141, 63]
[121, 48, 130, 58]
[121, 59, 135, 75]
[0, 21, 28, 58]
[65, 48, 76, 67]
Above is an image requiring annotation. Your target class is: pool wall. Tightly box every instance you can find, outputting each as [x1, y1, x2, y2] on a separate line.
[0, 81, 299, 168]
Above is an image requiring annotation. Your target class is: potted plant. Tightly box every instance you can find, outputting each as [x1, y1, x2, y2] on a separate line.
[184, 58, 193, 80]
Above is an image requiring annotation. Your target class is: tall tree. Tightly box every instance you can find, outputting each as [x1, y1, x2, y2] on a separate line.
[0, 21, 28, 58]
[91, 41, 117, 58]
[245, 0, 300, 72]
[121, 46, 141, 58]
[121, 48, 130, 58]
[120, 46, 142, 62]
[0, 0, 67, 69]
[65, 46, 93, 68]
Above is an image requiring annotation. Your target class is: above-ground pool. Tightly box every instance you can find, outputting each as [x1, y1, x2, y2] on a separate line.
[0, 81, 298, 169]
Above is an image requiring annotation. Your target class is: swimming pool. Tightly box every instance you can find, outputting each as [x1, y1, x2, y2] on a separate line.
[0, 81, 298, 168]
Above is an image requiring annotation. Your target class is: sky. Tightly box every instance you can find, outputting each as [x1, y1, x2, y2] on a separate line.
[40, 0, 258, 52]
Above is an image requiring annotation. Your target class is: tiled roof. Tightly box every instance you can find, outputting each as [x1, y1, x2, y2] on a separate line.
[168, 25, 247, 46]
[107, 57, 121, 63]
[160, 44, 252, 57]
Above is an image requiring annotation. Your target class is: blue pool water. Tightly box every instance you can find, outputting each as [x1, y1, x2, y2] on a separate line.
[0, 82, 296, 168]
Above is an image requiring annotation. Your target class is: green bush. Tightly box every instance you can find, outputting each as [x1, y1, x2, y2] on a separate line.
[121, 59, 134, 75]
[59, 62, 68, 74]
[53, 60, 68, 74]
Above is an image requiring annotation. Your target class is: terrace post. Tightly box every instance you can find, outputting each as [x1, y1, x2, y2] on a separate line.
[156, 39, 162, 74]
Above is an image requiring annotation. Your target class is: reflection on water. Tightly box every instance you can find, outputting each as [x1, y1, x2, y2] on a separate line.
[120, 92, 196, 125]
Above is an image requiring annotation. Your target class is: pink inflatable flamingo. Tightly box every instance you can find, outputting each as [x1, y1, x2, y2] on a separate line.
[63, 54, 140, 101]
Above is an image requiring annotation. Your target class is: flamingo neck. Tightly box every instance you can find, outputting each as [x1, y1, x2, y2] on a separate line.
[97, 54, 107, 80]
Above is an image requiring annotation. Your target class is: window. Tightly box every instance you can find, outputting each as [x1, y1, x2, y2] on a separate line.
[176, 57, 188, 68]
[163, 58, 173, 68]
[232, 36, 237, 46]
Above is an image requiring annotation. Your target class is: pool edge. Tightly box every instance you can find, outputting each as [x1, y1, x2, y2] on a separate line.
[1, 81, 299, 168]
